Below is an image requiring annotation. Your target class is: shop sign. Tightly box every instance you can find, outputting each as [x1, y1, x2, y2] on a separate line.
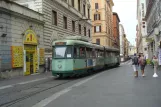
[23, 29, 38, 45]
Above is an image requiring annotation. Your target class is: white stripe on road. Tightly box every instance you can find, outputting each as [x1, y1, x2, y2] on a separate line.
[0, 85, 13, 90]
[0, 76, 53, 90]
[32, 74, 100, 107]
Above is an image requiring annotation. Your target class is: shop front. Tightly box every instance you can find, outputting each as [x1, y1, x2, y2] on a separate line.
[11, 29, 44, 76]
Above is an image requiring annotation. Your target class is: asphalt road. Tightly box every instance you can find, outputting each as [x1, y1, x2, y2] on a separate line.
[0, 61, 161, 107]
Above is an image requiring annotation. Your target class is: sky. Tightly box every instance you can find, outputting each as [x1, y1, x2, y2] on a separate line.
[113, 0, 137, 46]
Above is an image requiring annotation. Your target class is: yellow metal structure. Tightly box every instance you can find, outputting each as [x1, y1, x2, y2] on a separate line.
[39, 48, 45, 65]
[11, 46, 23, 68]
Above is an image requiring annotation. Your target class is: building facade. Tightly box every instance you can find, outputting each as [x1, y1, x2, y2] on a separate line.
[145, 0, 161, 59]
[124, 35, 129, 60]
[91, 0, 114, 47]
[13, 0, 92, 57]
[0, 0, 45, 78]
[136, 0, 148, 57]
[128, 45, 137, 57]
[119, 24, 125, 61]
[113, 12, 120, 49]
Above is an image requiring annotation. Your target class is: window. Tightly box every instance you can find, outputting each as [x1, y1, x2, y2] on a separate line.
[80, 47, 86, 58]
[96, 39, 100, 45]
[78, 0, 81, 11]
[94, 26, 101, 32]
[88, 8, 90, 19]
[74, 47, 79, 58]
[95, 3, 98, 9]
[71, 0, 74, 7]
[84, 27, 86, 36]
[63, 16, 67, 29]
[79, 24, 81, 34]
[72, 21, 75, 32]
[52, 10, 57, 25]
[53, 46, 72, 58]
[94, 14, 100, 20]
[83, 4, 86, 16]
[88, 29, 90, 37]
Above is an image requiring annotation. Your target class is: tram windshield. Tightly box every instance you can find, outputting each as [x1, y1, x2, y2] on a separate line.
[53, 46, 72, 58]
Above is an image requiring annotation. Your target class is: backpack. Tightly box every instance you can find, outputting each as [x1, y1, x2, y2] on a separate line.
[141, 59, 146, 65]
[133, 57, 138, 65]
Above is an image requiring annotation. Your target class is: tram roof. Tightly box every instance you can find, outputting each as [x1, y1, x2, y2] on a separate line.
[52, 39, 119, 52]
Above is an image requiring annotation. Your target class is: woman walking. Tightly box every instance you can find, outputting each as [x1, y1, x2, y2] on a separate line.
[152, 55, 158, 77]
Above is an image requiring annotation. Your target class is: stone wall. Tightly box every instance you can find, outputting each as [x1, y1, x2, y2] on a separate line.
[0, 0, 44, 78]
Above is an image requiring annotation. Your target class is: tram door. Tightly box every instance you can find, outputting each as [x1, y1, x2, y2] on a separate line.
[26, 52, 34, 75]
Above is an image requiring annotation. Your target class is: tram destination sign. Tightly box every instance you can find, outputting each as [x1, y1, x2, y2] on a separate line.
[55, 42, 66, 45]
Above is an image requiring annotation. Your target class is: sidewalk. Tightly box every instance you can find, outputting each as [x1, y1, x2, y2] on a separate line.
[0, 72, 53, 87]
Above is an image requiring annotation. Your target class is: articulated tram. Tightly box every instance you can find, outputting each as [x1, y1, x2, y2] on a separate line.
[52, 36, 120, 78]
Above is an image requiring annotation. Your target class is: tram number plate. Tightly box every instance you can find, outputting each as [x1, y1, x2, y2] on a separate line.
[55, 42, 66, 45]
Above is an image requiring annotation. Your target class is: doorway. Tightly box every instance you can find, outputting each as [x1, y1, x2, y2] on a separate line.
[26, 52, 34, 74]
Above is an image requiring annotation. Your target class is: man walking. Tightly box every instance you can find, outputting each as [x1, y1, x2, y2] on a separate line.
[132, 53, 139, 77]
[139, 55, 146, 77]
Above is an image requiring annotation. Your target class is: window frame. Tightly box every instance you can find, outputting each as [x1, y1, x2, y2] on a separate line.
[72, 20, 75, 32]
[95, 3, 98, 9]
[52, 10, 57, 26]
[79, 24, 81, 34]
[63, 16, 67, 29]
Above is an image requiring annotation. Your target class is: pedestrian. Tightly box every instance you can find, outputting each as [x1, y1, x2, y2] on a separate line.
[138, 54, 146, 77]
[152, 55, 158, 77]
[132, 53, 139, 77]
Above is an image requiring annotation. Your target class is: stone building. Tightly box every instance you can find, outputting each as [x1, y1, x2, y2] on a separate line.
[145, 0, 161, 59]
[91, 0, 114, 47]
[113, 12, 120, 49]
[128, 45, 137, 57]
[0, 0, 45, 78]
[136, 0, 148, 56]
[13, 0, 92, 57]
[119, 24, 125, 61]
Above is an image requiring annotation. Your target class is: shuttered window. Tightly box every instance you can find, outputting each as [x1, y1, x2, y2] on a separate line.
[94, 14, 100, 20]
[94, 26, 101, 33]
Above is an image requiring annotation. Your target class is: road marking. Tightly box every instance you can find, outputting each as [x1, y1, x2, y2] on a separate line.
[0, 85, 13, 90]
[0, 76, 53, 90]
[32, 74, 100, 107]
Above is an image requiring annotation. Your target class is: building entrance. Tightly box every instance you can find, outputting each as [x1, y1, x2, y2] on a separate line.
[23, 29, 38, 75]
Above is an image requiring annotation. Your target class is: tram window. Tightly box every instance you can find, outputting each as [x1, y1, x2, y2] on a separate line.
[66, 47, 72, 58]
[74, 47, 79, 58]
[92, 50, 96, 58]
[86, 48, 92, 58]
[80, 47, 86, 58]
[99, 51, 104, 57]
[52, 47, 54, 58]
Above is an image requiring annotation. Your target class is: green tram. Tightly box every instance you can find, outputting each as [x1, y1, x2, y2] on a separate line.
[52, 37, 120, 78]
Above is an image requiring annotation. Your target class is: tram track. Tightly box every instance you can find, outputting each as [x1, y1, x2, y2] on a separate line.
[0, 78, 74, 107]
[0, 67, 114, 107]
